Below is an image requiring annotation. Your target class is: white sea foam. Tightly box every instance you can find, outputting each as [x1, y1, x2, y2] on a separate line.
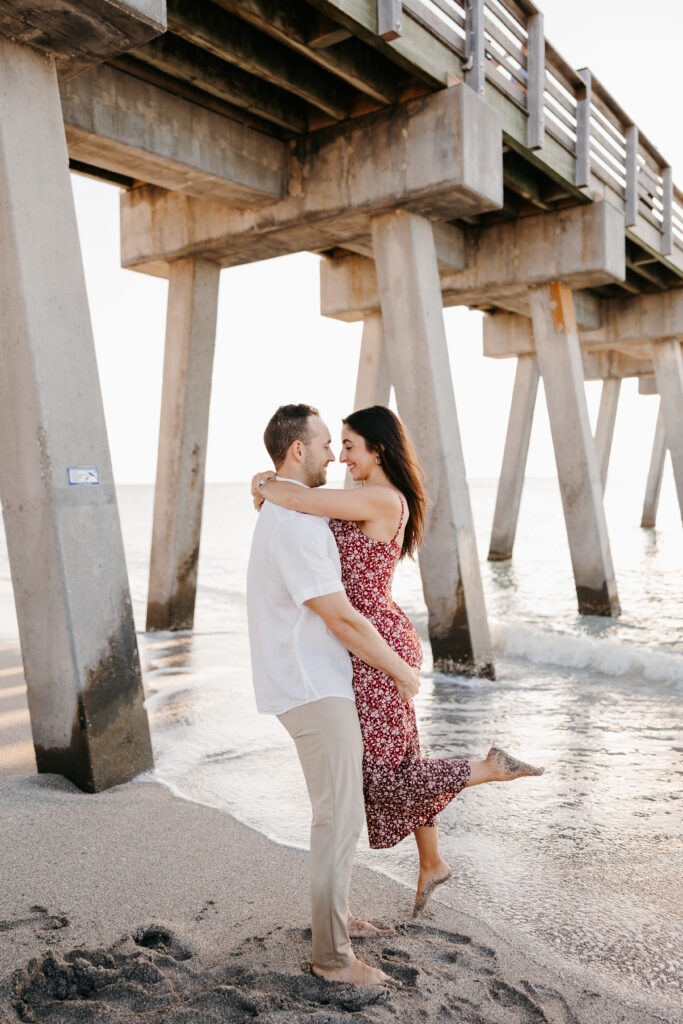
[490, 618, 683, 685]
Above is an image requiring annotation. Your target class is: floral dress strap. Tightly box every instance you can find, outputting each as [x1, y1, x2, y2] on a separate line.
[391, 495, 407, 546]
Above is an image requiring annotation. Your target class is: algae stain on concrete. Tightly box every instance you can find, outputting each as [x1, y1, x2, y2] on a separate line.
[34, 595, 153, 792]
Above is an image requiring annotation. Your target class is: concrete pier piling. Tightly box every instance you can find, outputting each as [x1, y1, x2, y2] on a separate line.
[594, 379, 621, 491]
[0, 36, 153, 790]
[641, 406, 668, 529]
[651, 341, 683, 526]
[488, 355, 539, 561]
[346, 315, 391, 488]
[147, 258, 221, 631]
[353, 315, 391, 412]
[528, 283, 620, 617]
[371, 211, 494, 677]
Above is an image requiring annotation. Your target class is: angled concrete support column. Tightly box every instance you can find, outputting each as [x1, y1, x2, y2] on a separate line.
[371, 210, 494, 677]
[528, 283, 620, 616]
[488, 355, 539, 561]
[147, 258, 221, 631]
[594, 379, 621, 490]
[641, 406, 667, 528]
[652, 340, 683, 524]
[0, 38, 152, 791]
[346, 315, 391, 487]
[353, 314, 391, 412]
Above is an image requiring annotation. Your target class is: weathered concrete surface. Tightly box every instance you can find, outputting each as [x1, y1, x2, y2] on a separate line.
[0, 0, 165, 80]
[594, 379, 621, 490]
[120, 84, 503, 274]
[147, 258, 220, 631]
[528, 283, 620, 617]
[641, 406, 668, 529]
[371, 210, 494, 677]
[61, 63, 286, 206]
[488, 355, 539, 561]
[581, 290, 683, 349]
[483, 311, 655, 368]
[341, 221, 467, 274]
[0, 37, 152, 791]
[352, 315, 391, 411]
[579, 350, 653, 381]
[651, 341, 683, 525]
[320, 203, 622, 324]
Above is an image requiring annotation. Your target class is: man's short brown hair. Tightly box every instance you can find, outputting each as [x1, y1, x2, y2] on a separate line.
[263, 404, 319, 468]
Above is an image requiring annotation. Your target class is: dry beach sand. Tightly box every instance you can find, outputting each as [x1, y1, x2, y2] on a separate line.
[0, 648, 679, 1024]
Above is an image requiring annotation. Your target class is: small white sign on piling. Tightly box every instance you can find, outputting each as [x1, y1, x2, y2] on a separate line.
[67, 467, 100, 486]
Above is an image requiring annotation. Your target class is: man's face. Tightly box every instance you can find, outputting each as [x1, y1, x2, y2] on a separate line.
[302, 416, 334, 487]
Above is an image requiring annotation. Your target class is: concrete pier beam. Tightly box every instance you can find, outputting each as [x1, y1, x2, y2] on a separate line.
[0, 37, 152, 790]
[120, 83, 503, 275]
[488, 355, 539, 561]
[147, 258, 221, 631]
[651, 341, 683, 525]
[638, 375, 658, 395]
[371, 210, 494, 677]
[594, 379, 621, 491]
[61, 64, 287, 206]
[0, 1, 165, 79]
[321, 203, 624, 326]
[352, 315, 391, 412]
[528, 283, 620, 617]
[641, 406, 667, 528]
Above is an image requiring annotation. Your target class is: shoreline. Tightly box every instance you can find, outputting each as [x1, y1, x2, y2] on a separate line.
[1, 772, 679, 1024]
[1, 641, 681, 1021]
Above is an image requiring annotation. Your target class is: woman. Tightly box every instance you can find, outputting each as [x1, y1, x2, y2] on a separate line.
[253, 406, 544, 915]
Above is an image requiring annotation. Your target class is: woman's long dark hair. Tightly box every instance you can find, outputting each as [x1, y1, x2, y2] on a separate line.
[343, 405, 426, 560]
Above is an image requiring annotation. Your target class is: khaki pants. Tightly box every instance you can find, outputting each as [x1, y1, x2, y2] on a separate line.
[278, 696, 365, 969]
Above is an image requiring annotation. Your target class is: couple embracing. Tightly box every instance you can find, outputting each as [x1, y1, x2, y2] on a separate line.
[246, 403, 543, 989]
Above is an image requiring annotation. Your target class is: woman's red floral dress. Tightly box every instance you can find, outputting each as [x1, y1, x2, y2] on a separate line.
[329, 501, 471, 849]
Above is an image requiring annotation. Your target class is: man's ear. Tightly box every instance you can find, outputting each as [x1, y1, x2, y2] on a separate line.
[290, 439, 304, 462]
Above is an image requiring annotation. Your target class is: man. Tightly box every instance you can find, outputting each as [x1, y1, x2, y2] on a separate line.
[246, 404, 420, 987]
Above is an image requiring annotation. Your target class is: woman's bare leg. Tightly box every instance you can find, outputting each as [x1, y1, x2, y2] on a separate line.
[412, 825, 452, 916]
[412, 748, 543, 916]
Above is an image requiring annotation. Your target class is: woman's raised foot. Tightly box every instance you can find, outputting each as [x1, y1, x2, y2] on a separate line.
[487, 746, 544, 780]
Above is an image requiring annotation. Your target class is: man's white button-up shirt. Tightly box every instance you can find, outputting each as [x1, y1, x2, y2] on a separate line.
[246, 480, 354, 715]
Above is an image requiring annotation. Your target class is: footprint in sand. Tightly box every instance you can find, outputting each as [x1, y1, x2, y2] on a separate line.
[0, 905, 69, 934]
[4, 921, 675, 1024]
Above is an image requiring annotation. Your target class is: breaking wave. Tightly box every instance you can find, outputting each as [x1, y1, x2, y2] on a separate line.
[490, 619, 683, 686]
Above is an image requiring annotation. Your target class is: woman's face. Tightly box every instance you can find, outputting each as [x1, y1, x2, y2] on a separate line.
[340, 426, 376, 481]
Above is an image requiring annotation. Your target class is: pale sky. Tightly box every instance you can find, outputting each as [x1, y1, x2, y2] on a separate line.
[72, 0, 682, 508]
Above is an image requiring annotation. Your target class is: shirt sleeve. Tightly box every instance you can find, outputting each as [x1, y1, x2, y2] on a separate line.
[271, 516, 344, 608]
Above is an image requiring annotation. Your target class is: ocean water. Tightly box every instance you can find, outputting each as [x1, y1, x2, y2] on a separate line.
[1, 477, 681, 1004]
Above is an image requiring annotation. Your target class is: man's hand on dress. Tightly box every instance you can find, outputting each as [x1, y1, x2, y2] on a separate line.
[393, 664, 421, 703]
[251, 471, 276, 511]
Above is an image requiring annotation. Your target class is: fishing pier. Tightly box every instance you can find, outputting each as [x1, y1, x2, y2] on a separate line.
[0, 0, 681, 789]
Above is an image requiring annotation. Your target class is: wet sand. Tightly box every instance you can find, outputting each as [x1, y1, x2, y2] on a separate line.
[0, 767, 679, 1024]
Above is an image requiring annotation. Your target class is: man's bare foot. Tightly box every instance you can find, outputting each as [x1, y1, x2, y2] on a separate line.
[413, 858, 452, 917]
[348, 916, 395, 938]
[312, 958, 402, 987]
[487, 746, 544, 780]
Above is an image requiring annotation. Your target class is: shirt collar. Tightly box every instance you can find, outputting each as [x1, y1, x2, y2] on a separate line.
[275, 475, 309, 488]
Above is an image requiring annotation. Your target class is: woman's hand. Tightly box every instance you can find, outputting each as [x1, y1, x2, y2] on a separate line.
[251, 470, 276, 511]
[393, 664, 421, 703]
